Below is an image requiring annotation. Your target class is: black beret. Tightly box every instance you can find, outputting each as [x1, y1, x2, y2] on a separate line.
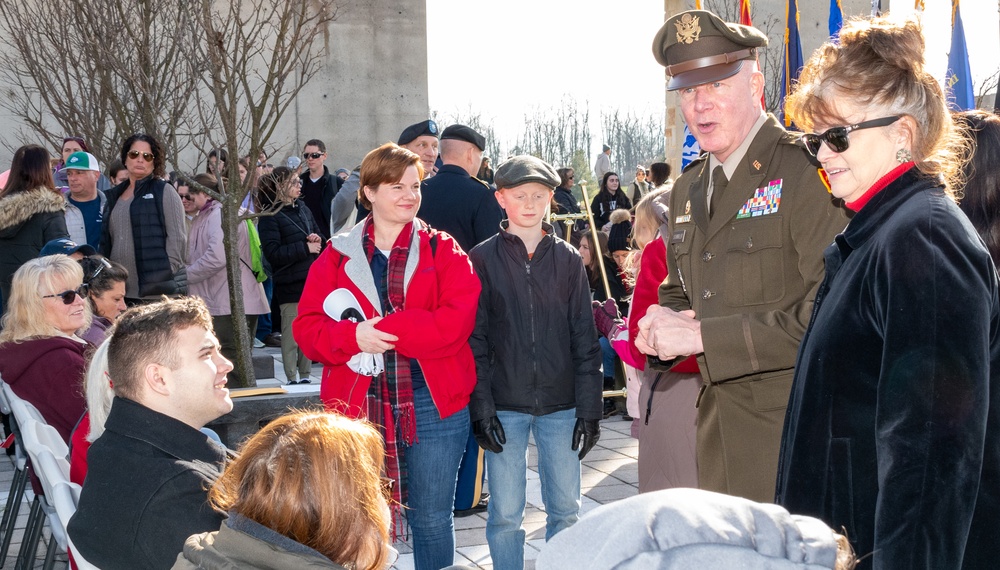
[440, 124, 486, 151]
[398, 119, 439, 146]
[493, 155, 560, 190]
[652, 10, 768, 91]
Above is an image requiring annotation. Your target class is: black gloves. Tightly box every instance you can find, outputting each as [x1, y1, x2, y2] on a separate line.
[473, 416, 506, 453]
[572, 418, 601, 460]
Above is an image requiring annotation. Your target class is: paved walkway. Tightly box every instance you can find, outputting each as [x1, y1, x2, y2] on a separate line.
[0, 346, 639, 569]
[262, 345, 640, 570]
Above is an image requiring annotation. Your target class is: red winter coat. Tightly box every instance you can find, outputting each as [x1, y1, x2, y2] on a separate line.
[293, 219, 480, 419]
[629, 236, 699, 374]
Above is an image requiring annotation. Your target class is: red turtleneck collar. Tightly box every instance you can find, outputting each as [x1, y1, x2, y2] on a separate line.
[844, 161, 915, 212]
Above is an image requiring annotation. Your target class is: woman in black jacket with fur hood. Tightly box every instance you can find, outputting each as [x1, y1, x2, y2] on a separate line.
[0, 145, 69, 314]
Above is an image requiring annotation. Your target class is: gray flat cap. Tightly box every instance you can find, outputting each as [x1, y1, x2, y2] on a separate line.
[494, 155, 560, 190]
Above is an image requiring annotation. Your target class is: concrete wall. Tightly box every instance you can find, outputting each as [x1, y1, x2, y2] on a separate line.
[0, 0, 429, 174]
[272, 0, 430, 171]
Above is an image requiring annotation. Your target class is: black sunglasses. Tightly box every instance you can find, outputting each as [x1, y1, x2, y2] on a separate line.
[801, 116, 900, 157]
[303, 152, 324, 160]
[43, 284, 89, 305]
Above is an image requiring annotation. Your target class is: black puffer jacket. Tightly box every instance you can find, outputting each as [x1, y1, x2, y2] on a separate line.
[468, 222, 603, 421]
[258, 199, 319, 306]
[0, 187, 68, 313]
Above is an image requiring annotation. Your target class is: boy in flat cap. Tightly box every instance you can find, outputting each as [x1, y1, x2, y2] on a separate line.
[469, 155, 603, 570]
[636, 10, 849, 503]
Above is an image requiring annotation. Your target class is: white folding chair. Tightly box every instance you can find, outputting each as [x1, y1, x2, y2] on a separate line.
[0, 382, 31, 569]
[1, 385, 47, 436]
[48, 480, 97, 570]
[17, 420, 72, 570]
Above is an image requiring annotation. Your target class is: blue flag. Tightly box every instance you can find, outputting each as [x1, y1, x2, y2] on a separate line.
[778, 0, 804, 128]
[681, 126, 700, 169]
[946, 1, 974, 111]
[829, 0, 843, 40]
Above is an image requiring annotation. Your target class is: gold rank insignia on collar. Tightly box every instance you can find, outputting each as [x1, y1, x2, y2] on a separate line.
[752, 159, 762, 171]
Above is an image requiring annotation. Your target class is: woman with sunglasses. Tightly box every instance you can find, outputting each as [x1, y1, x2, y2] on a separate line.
[294, 143, 480, 570]
[173, 411, 395, 570]
[78, 255, 129, 345]
[99, 133, 187, 303]
[0, 144, 70, 315]
[774, 18, 1000, 567]
[0, 255, 90, 442]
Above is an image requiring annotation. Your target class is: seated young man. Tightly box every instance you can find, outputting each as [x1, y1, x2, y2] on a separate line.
[68, 297, 234, 570]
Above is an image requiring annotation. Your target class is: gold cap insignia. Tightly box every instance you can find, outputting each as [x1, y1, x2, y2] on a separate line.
[675, 14, 701, 45]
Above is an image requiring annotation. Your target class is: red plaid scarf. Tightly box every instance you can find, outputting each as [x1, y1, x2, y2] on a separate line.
[362, 217, 417, 525]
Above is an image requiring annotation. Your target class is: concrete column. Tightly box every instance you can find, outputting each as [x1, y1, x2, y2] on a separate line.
[662, 0, 687, 176]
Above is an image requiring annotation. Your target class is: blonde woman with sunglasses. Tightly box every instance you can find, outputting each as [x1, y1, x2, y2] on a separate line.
[99, 133, 187, 303]
[0, 254, 90, 442]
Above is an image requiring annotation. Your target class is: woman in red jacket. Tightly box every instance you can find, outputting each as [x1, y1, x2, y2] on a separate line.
[294, 142, 480, 570]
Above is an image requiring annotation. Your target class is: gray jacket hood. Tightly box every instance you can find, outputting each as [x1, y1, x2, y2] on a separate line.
[536, 488, 842, 569]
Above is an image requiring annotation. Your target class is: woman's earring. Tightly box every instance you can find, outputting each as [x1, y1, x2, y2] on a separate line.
[896, 148, 913, 164]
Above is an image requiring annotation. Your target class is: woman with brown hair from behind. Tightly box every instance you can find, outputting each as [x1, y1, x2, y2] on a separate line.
[173, 411, 394, 569]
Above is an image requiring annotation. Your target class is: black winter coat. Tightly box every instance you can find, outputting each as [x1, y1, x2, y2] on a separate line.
[468, 222, 603, 421]
[68, 397, 227, 570]
[775, 168, 1000, 569]
[258, 199, 320, 306]
[418, 164, 503, 253]
[0, 187, 68, 313]
[299, 166, 341, 240]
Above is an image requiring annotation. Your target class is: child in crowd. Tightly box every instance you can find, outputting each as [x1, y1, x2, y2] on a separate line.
[593, 189, 700, 491]
[468, 155, 603, 570]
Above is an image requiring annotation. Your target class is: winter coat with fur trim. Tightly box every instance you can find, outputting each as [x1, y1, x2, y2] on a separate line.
[0, 187, 69, 312]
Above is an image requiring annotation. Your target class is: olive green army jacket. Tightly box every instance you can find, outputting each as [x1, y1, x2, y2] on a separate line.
[658, 115, 849, 386]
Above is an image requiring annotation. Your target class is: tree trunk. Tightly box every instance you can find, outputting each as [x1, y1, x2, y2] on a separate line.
[221, 203, 256, 388]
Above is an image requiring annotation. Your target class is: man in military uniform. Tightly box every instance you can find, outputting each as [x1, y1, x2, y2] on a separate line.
[418, 124, 502, 253]
[635, 10, 849, 503]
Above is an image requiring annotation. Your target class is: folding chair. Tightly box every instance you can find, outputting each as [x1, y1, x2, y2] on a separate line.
[0, 383, 30, 569]
[16, 420, 71, 570]
[48, 480, 98, 570]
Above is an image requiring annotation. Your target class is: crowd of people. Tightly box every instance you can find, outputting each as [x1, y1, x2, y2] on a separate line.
[1, 7, 1000, 570]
